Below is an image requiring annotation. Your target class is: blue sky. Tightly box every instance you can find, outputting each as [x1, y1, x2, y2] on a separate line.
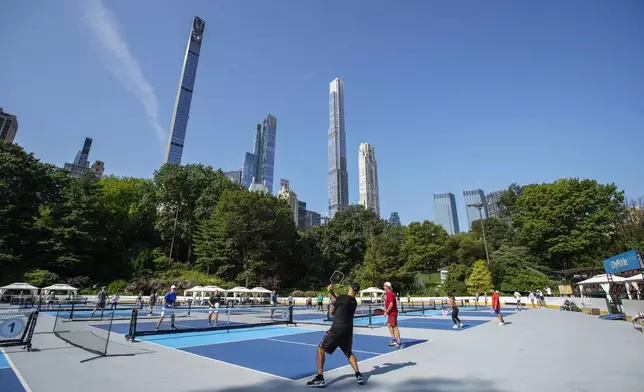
[2, 0, 643, 230]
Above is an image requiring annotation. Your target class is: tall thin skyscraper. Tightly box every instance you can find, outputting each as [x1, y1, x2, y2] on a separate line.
[486, 190, 503, 218]
[358, 143, 379, 216]
[389, 212, 401, 227]
[164, 16, 205, 165]
[463, 189, 487, 229]
[328, 77, 348, 219]
[241, 114, 277, 193]
[0, 108, 19, 143]
[64, 137, 98, 178]
[434, 193, 460, 235]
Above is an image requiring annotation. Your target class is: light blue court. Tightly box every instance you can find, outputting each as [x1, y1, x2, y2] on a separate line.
[135, 325, 428, 380]
[0, 351, 26, 392]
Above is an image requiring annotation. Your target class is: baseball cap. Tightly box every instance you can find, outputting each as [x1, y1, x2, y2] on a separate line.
[384, 282, 392, 289]
[350, 282, 361, 292]
[171, 285, 177, 289]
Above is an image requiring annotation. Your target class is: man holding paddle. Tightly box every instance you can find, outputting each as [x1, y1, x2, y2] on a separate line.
[384, 282, 402, 348]
[307, 280, 365, 388]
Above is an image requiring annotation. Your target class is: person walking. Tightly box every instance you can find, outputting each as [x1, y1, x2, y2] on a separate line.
[384, 282, 401, 348]
[491, 289, 505, 326]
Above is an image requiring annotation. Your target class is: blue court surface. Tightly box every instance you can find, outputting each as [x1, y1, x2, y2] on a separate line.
[0, 351, 25, 392]
[134, 325, 427, 380]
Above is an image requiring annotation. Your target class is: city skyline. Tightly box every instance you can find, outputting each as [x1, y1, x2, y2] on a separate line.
[4, 2, 643, 228]
[327, 77, 349, 219]
[358, 142, 380, 216]
[434, 193, 460, 235]
[241, 114, 277, 194]
[463, 189, 488, 230]
[164, 16, 205, 165]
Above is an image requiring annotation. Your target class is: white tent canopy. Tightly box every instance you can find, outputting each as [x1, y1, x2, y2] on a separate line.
[185, 286, 206, 293]
[576, 274, 630, 300]
[229, 286, 250, 293]
[360, 287, 385, 294]
[42, 284, 78, 296]
[0, 282, 39, 297]
[250, 287, 272, 294]
[626, 274, 644, 281]
[626, 274, 644, 299]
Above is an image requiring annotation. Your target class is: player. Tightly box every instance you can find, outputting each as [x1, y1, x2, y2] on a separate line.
[110, 293, 120, 310]
[307, 282, 364, 388]
[491, 289, 505, 326]
[449, 293, 464, 329]
[135, 293, 143, 309]
[148, 289, 158, 316]
[91, 287, 108, 317]
[514, 291, 523, 311]
[155, 285, 178, 331]
[384, 282, 401, 348]
[208, 290, 222, 326]
[317, 293, 324, 313]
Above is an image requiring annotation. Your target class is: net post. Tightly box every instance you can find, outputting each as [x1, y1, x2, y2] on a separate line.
[421, 301, 425, 316]
[69, 302, 74, 321]
[368, 304, 372, 328]
[188, 301, 191, 317]
[126, 308, 138, 341]
[53, 303, 60, 332]
[103, 310, 116, 357]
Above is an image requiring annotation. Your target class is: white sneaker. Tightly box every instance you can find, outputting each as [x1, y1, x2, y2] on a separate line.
[452, 324, 459, 329]
[459, 323, 464, 328]
[498, 322, 505, 326]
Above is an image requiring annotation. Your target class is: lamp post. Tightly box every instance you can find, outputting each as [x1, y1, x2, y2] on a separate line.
[468, 203, 491, 265]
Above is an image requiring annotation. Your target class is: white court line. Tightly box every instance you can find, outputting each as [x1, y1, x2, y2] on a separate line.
[1, 348, 32, 392]
[135, 335, 294, 382]
[294, 339, 433, 382]
[264, 338, 382, 356]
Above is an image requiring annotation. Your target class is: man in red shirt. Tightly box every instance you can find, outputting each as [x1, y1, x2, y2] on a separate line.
[384, 282, 401, 348]
[490, 289, 505, 326]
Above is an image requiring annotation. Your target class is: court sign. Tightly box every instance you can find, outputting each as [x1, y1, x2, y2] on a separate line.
[602, 250, 643, 274]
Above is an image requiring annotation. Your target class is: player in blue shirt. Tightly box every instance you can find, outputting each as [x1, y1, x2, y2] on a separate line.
[155, 285, 178, 331]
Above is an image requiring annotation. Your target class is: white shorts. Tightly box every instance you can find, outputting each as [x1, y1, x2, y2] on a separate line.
[208, 303, 220, 314]
[160, 308, 175, 316]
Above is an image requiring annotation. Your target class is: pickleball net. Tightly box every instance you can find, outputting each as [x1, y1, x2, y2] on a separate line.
[126, 305, 294, 340]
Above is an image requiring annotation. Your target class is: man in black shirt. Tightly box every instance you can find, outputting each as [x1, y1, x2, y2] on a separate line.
[208, 290, 222, 326]
[91, 287, 108, 317]
[307, 282, 364, 388]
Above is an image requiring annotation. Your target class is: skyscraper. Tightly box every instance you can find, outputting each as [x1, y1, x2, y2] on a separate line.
[278, 183, 299, 226]
[64, 137, 96, 177]
[164, 16, 205, 165]
[90, 161, 105, 179]
[389, 212, 401, 227]
[486, 190, 503, 218]
[358, 143, 380, 216]
[328, 77, 348, 219]
[241, 114, 277, 193]
[223, 169, 243, 184]
[434, 193, 460, 235]
[463, 189, 488, 229]
[0, 108, 18, 143]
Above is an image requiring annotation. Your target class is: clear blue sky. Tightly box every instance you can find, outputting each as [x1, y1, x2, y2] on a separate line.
[2, 0, 643, 230]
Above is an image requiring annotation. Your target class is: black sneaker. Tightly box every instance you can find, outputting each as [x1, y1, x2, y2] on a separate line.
[170, 325, 177, 330]
[307, 375, 325, 388]
[355, 372, 365, 385]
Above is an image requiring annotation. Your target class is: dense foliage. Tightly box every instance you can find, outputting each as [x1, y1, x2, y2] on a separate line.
[1, 142, 641, 294]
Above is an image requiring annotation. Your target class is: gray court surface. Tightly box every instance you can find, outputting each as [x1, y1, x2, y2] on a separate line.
[2, 308, 643, 392]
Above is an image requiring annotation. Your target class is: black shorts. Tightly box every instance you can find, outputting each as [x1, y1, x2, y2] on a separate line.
[96, 302, 106, 309]
[319, 327, 353, 357]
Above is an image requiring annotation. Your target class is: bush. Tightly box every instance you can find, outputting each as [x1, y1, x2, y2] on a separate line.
[67, 276, 91, 288]
[304, 291, 318, 297]
[24, 269, 59, 287]
[108, 280, 127, 294]
[290, 290, 305, 297]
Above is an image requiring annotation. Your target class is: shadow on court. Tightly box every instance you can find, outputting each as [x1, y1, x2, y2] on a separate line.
[193, 375, 502, 392]
[325, 361, 416, 386]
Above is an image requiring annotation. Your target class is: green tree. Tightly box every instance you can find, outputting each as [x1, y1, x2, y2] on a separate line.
[490, 246, 551, 292]
[24, 269, 60, 287]
[468, 217, 514, 250]
[456, 233, 487, 266]
[442, 263, 469, 296]
[0, 142, 63, 280]
[357, 226, 412, 289]
[512, 178, 624, 269]
[403, 220, 451, 273]
[466, 260, 492, 295]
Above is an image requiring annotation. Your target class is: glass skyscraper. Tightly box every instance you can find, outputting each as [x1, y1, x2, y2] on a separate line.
[64, 137, 103, 178]
[241, 114, 277, 193]
[0, 108, 18, 143]
[389, 212, 401, 227]
[486, 190, 503, 218]
[164, 17, 205, 165]
[463, 189, 488, 229]
[328, 77, 349, 219]
[358, 143, 380, 216]
[434, 193, 460, 235]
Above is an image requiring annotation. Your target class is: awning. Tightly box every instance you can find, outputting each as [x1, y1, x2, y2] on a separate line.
[0, 282, 40, 297]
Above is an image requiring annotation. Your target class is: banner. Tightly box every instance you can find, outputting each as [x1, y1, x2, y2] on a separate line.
[558, 285, 573, 295]
[602, 250, 643, 274]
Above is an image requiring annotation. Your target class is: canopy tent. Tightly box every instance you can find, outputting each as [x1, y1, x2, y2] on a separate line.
[576, 274, 629, 300]
[250, 287, 272, 294]
[229, 286, 250, 293]
[0, 282, 39, 298]
[183, 285, 206, 298]
[359, 287, 385, 302]
[42, 284, 78, 296]
[626, 274, 644, 299]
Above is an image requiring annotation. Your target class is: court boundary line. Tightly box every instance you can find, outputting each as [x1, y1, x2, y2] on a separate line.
[264, 338, 383, 356]
[134, 334, 295, 382]
[1, 348, 32, 392]
[294, 339, 433, 382]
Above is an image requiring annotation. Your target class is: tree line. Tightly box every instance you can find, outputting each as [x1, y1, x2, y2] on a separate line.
[1, 142, 642, 295]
